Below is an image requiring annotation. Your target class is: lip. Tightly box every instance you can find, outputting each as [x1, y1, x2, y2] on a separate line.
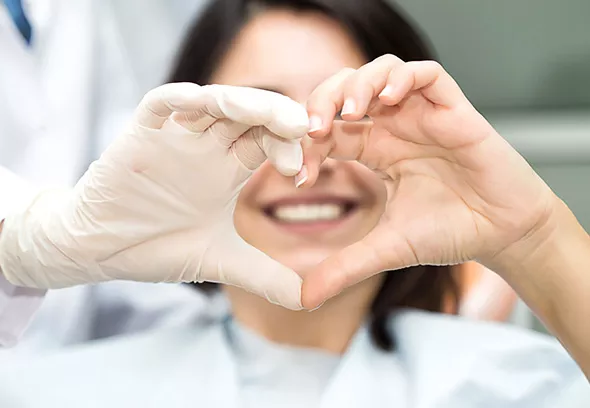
[260, 194, 361, 235]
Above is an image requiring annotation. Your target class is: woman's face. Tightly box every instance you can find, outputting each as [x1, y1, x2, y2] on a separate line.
[212, 9, 387, 276]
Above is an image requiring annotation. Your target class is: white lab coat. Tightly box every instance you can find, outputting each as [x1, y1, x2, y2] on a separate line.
[0, 0, 204, 187]
[0, 308, 587, 408]
[0, 0, 205, 344]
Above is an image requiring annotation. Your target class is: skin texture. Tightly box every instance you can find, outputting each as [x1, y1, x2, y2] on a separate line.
[210, 9, 514, 352]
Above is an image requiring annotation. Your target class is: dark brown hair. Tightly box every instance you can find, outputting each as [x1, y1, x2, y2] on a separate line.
[169, 0, 461, 351]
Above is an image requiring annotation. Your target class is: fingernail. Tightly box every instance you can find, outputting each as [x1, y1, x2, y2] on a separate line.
[379, 85, 395, 98]
[308, 116, 322, 133]
[295, 165, 308, 188]
[341, 98, 356, 116]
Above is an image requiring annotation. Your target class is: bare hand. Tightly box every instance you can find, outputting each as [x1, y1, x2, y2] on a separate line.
[300, 55, 557, 309]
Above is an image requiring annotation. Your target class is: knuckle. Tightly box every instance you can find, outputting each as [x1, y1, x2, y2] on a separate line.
[337, 67, 356, 77]
[308, 82, 329, 102]
[377, 53, 399, 63]
[309, 89, 341, 109]
[343, 73, 373, 99]
[202, 83, 222, 98]
[141, 86, 161, 104]
[307, 69, 355, 112]
[201, 83, 216, 92]
[372, 54, 403, 69]
[327, 84, 345, 102]
[330, 69, 355, 89]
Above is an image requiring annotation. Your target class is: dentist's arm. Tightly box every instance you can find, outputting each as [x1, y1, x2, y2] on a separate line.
[0, 83, 307, 327]
[0, 166, 46, 347]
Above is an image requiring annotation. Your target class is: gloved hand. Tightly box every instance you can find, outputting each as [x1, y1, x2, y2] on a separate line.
[300, 55, 557, 309]
[0, 83, 308, 310]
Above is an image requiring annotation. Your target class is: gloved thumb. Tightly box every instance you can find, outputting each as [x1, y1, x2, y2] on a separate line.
[228, 89, 308, 176]
[232, 126, 303, 176]
[200, 225, 303, 310]
[169, 85, 309, 176]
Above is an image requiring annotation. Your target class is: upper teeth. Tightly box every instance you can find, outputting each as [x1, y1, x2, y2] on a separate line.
[272, 204, 346, 223]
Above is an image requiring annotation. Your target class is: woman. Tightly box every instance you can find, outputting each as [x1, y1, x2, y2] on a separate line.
[181, 0, 463, 351]
[173, 0, 516, 339]
[0, 0, 585, 406]
[0, 0, 514, 356]
[170, 1, 513, 351]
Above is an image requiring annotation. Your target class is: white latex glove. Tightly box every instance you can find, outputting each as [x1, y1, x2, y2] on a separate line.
[0, 83, 309, 309]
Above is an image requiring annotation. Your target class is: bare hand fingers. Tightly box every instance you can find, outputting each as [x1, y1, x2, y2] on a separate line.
[305, 56, 468, 140]
[338, 54, 404, 120]
[305, 68, 355, 138]
[306, 55, 403, 138]
[378, 60, 467, 108]
[300, 121, 372, 187]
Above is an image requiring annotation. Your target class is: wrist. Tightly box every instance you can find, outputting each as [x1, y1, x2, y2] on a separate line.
[0, 190, 71, 288]
[491, 196, 590, 374]
[484, 192, 590, 322]
[488, 194, 588, 278]
[509, 197, 588, 278]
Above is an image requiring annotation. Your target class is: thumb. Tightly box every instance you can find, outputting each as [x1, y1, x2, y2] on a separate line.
[227, 88, 308, 176]
[232, 126, 303, 176]
[200, 226, 303, 310]
[301, 224, 413, 309]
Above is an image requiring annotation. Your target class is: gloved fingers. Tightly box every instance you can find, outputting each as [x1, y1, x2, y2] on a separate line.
[210, 85, 309, 139]
[195, 85, 309, 140]
[135, 83, 306, 131]
[171, 114, 304, 176]
[261, 132, 303, 177]
[199, 118, 302, 176]
[232, 126, 303, 176]
[171, 109, 218, 136]
[207, 119, 252, 149]
[134, 84, 309, 176]
[170, 112, 304, 176]
[146, 84, 310, 139]
[134, 83, 206, 129]
[199, 227, 303, 310]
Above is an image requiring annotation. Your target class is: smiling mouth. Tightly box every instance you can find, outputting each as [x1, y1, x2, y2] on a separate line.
[263, 201, 358, 224]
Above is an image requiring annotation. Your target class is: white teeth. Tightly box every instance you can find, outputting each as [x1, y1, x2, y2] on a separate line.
[272, 204, 346, 223]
